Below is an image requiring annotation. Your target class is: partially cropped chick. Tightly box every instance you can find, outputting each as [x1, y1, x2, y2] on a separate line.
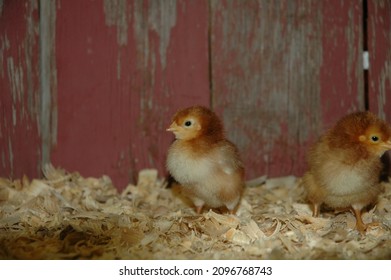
[303, 111, 391, 232]
[166, 105, 244, 214]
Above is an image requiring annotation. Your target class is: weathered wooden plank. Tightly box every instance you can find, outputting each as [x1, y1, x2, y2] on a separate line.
[52, 0, 130, 189]
[320, 0, 364, 125]
[0, 0, 41, 178]
[39, 0, 57, 172]
[51, 0, 209, 189]
[129, 0, 210, 179]
[367, 0, 391, 172]
[210, 0, 363, 179]
[2, 0, 371, 188]
[367, 0, 391, 122]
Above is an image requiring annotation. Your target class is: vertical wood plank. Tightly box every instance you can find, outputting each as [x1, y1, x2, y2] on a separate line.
[0, 0, 41, 178]
[367, 0, 391, 172]
[367, 0, 391, 122]
[51, 0, 209, 189]
[1, 0, 372, 186]
[211, 0, 363, 179]
[39, 0, 57, 170]
[320, 0, 364, 126]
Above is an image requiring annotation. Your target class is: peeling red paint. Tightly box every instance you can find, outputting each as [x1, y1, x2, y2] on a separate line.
[319, 0, 364, 129]
[367, 0, 391, 172]
[211, 0, 335, 179]
[367, 0, 391, 122]
[0, 0, 41, 178]
[1, 0, 390, 189]
[51, 0, 209, 189]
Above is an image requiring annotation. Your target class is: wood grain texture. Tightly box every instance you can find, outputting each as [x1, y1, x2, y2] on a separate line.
[39, 0, 57, 171]
[320, 0, 364, 126]
[367, 0, 391, 171]
[2, 0, 382, 189]
[367, 0, 391, 122]
[51, 0, 209, 189]
[210, 0, 363, 179]
[0, 0, 41, 178]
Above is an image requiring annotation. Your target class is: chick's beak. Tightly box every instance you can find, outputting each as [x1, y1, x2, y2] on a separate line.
[382, 140, 391, 150]
[166, 122, 178, 132]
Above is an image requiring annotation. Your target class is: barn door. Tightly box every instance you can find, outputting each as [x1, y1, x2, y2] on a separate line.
[210, 0, 364, 179]
[1, 0, 390, 189]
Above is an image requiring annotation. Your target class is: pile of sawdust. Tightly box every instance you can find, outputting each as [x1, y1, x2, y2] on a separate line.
[0, 165, 390, 259]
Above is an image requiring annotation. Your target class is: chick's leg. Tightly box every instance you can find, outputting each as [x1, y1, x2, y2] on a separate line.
[195, 205, 203, 214]
[351, 205, 382, 233]
[192, 197, 205, 214]
[312, 203, 320, 217]
[226, 206, 237, 215]
[351, 206, 367, 233]
[225, 197, 240, 215]
[303, 173, 323, 218]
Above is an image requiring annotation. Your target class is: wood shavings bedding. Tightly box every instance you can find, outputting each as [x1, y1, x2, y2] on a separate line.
[0, 165, 391, 259]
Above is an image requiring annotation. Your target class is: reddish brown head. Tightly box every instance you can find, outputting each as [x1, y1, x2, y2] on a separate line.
[167, 106, 225, 142]
[329, 111, 391, 157]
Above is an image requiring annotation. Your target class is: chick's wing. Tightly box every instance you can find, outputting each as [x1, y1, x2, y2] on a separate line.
[212, 140, 244, 176]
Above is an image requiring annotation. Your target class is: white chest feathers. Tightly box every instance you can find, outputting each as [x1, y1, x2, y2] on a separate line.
[321, 160, 375, 196]
[166, 141, 238, 186]
[167, 144, 215, 185]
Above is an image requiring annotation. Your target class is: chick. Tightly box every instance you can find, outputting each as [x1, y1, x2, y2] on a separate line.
[166, 105, 244, 214]
[303, 111, 391, 232]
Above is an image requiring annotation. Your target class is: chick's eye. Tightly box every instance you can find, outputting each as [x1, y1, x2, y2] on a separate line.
[184, 121, 192, 127]
[371, 136, 379, 142]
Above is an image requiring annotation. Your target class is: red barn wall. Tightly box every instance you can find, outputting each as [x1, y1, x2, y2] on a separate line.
[210, 0, 364, 178]
[1, 0, 390, 190]
[0, 0, 41, 179]
[367, 0, 391, 171]
[367, 0, 391, 122]
[52, 0, 210, 189]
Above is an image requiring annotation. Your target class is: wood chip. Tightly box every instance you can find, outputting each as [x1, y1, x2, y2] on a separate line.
[0, 164, 391, 259]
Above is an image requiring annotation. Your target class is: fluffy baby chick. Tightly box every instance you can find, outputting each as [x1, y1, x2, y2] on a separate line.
[166, 105, 244, 214]
[303, 111, 391, 232]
